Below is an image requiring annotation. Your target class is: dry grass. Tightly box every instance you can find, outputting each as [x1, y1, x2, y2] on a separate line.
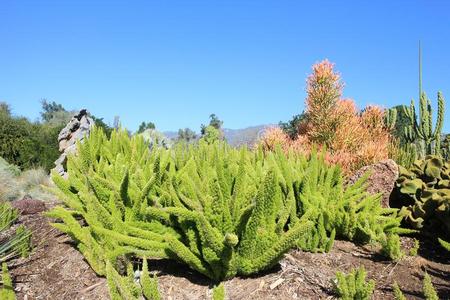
[0, 158, 54, 202]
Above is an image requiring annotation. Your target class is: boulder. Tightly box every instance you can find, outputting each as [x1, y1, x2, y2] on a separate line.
[346, 159, 399, 208]
[52, 109, 94, 178]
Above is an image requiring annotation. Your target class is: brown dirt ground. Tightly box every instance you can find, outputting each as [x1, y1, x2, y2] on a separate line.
[7, 204, 450, 300]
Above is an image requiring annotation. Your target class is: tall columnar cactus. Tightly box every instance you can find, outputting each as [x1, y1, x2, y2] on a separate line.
[403, 92, 445, 157]
[47, 127, 405, 289]
[403, 45, 446, 157]
[442, 134, 450, 160]
[384, 107, 397, 131]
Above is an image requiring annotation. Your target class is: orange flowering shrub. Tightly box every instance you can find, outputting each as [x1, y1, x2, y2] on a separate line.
[258, 127, 290, 152]
[305, 60, 343, 147]
[258, 60, 391, 175]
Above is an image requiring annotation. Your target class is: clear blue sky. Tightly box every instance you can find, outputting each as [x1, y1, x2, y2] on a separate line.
[1, 0, 450, 133]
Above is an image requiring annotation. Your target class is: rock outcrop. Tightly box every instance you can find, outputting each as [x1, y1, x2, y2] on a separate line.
[346, 159, 399, 208]
[53, 109, 94, 178]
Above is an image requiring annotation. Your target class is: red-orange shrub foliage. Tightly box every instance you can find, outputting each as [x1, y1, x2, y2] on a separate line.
[258, 60, 391, 175]
[259, 127, 290, 152]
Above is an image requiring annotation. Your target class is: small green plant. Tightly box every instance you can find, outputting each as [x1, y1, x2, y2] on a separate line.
[0, 201, 32, 263]
[334, 266, 375, 300]
[409, 238, 420, 256]
[380, 234, 403, 261]
[392, 281, 406, 300]
[141, 259, 160, 300]
[0, 263, 15, 300]
[423, 273, 439, 300]
[392, 273, 439, 300]
[212, 283, 225, 300]
[438, 238, 450, 251]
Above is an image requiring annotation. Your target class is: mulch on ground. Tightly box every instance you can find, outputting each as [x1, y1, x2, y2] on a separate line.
[7, 205, 450, 300]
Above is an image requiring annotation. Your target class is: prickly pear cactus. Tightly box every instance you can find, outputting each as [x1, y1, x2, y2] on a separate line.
[391, 155, 450, 237]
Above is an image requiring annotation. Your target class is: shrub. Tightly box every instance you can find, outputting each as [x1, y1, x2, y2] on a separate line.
[305, 60, 343, 147]
[392, 282, 407, 300]
[200, 125, 222, 144]
[393, 273, 439, 300]
[0, 263, 15, 300]
[423, 273, 439, 300]
[0, 158, 54, 202]
[258, 127, 291, 152]
[266, 60, 392, 175]
[141, 259, 160, 300]
[279, 114, 306, 139]
[139, 129, 172, 149]
[389, 139, 416, 169]
[47, 127, 405, 287]
[212, 283, 225, 300]
[334, 266, 375, 300]
[380, 234, 403, 261]
[0, 201, 32, 262]
[105, 258, 160, 300]
[438, 238, 450, 251]
[0, 107, 62, 172]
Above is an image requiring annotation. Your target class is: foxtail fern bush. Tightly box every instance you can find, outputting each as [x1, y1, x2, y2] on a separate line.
[212, 283, 225, 300]
[438, 238, 450, 251]
[334, 266, 375, 300]
[48, 127, 405, 285]
[393, 274, 440, 300]
[0, 263, 15, 300]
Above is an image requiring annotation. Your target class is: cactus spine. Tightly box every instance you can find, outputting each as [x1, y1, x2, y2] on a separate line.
[403, 43, 445, 157]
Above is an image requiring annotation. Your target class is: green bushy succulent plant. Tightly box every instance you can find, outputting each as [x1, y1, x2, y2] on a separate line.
[393, 273, 439, 300]
[334, 266, 375, 300]
[438, 238, 450, 251]
[0, 263, 15, 300]
[212, 283, 225, 300]
[391, 155, 450, 239]
[47, 127, 405, 297]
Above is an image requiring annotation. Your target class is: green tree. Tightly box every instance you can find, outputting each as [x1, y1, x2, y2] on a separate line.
[200, 125, 221, 144]
[91, 115, 114, 138]
[0, 102, 11, 115]
[40, 99, 67, 122]
[201, 114, 223, 135]
[138, 121, 156, 134]
[177, 128, 197, 143]
[279, 113, 306, 139]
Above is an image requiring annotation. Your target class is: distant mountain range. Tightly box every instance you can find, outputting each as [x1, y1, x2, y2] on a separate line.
[164, 124, 275, 147]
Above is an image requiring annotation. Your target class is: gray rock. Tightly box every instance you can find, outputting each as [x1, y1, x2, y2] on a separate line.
[346, 159, 399, 208]
[52, 109, 94, 177]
